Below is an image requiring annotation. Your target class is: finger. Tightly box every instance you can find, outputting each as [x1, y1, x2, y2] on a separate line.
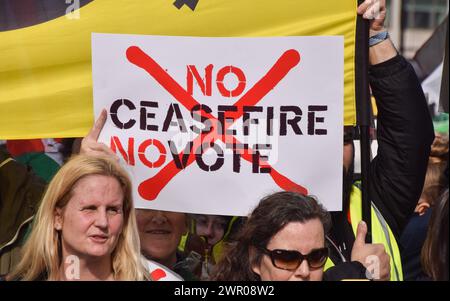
[374, 243, 385, 250]
[88, 142, 116, 156]
[382, 266, 390, 280]
[371, 9, 386, 31]
[84, 150, 119, 162]
[354, 221, 367, 246]
[87, 109, 108, 141]
[357, 0, 375, 15]
[98, 144, 119, 161]
[82, 140, 112, 154]
[363, 2, 378, 19]
[364, 1, 386, 21]
[100, 144, 117, 157]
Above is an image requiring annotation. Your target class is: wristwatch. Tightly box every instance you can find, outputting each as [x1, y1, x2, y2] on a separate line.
[369, 31, 389, 47]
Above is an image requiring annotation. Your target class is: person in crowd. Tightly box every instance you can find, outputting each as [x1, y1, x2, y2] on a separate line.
[136, 209, 200, 280]
[212, 191, 362, 281]
[0, 148, 46, 275]
[2, 0, 436, 281]
[415, 134, 448, 216]
[421, 188, 449, 281]
[326, 0, 435, 281]
[2, 155, 148, 280]
[191, 214, 231, 248]
[0, 110, 116, 275]
[400, 135, 448, 280]
[180, 214, 245, 280]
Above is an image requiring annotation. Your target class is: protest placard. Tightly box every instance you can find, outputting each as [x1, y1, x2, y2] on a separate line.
[92, 34, 343, 215]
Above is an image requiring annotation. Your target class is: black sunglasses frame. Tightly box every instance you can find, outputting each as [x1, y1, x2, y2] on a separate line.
[261, 247, 329, 271]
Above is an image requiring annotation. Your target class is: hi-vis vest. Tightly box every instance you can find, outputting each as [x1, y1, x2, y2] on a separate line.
[324, 183, 403, 281]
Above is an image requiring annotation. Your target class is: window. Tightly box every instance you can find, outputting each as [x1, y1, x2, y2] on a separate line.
[403, 0, 448, 29]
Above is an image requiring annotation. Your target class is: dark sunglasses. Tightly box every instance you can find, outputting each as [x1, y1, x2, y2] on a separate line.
[261, 247, 329, 271]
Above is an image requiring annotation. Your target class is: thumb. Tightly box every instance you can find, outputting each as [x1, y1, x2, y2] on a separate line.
[354, 221, 368, 246]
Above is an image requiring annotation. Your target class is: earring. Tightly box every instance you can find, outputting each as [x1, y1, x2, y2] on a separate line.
[55, 222, 62, 231]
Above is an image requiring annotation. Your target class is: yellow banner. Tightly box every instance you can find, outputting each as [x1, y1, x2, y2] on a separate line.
[0, 0, 357, 139]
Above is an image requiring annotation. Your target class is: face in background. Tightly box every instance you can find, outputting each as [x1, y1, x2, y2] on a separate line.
[343, 142, 354, 174]
[136, 210, 187, 268]
[252, 219, 326, 281]
[194, 215, 229, 246]
[54, 175, 124, 261]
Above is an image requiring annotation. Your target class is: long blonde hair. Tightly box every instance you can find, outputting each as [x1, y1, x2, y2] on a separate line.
[9, 155, 148, 280]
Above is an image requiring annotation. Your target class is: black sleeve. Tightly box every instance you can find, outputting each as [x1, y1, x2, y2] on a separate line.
[368, 55, 435, 239]
[323, 261, 367, 281]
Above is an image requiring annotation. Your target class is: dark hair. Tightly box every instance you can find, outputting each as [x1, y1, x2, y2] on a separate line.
[421, 188, 449, 281]
[343, 126, 356, 144]
[212, 192, 331, 281]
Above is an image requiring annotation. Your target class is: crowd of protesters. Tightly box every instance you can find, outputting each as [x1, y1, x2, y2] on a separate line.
[0, 0, 448, 281]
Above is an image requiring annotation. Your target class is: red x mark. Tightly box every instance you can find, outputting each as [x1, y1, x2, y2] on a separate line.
[126, 46, 308, 200]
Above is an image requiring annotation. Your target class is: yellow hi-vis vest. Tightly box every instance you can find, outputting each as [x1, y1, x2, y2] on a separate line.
[324, 183, 404, 281]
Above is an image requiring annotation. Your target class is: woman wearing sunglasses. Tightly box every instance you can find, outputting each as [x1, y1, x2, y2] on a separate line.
[212, 192, 331, 281]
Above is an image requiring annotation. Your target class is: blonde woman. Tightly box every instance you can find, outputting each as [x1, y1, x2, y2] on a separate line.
[4, 155, 148, 280]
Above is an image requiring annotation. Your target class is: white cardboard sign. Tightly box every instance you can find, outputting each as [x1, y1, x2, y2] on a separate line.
[92, 33, 344, 215]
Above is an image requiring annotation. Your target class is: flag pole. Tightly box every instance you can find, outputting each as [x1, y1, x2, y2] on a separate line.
[355, 0, 372, 243]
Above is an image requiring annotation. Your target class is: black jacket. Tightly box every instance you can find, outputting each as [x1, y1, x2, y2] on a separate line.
[328, 55, 435, 267]
[324, 261, 367, 281]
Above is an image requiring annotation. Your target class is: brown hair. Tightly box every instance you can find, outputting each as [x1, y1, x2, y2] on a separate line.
[421, 189, 449, 281]
[420, 135, 449, 205]
[212, 192, 331, 281]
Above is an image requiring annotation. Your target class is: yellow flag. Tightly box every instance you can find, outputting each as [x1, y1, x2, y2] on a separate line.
[0, 0, 357, 139]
